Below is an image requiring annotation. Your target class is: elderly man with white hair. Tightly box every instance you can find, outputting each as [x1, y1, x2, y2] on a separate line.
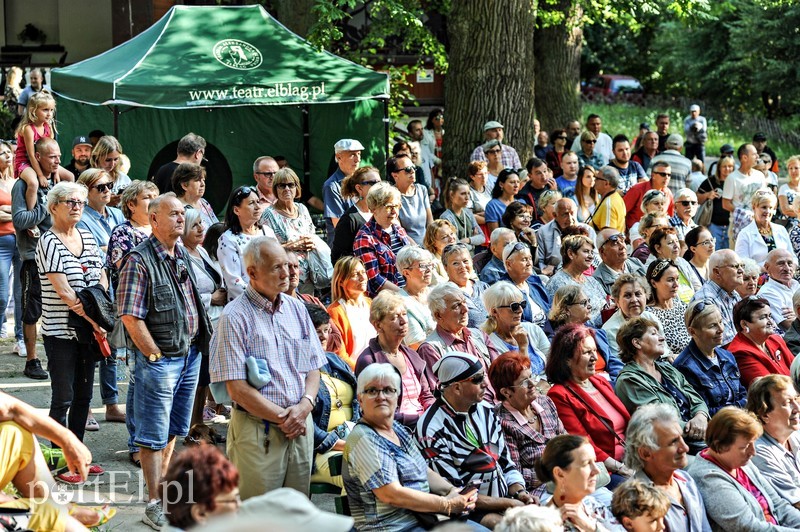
[625, 404, 712, 532]
[669, 188, 699, 243]
[757, 249, 799, 332]
[535, 197, 595, 276]
[690, 249, 743, 345]
[589, 165, 626, 234]
[479, 227, 517, 285]
[592, 228, 646, 295]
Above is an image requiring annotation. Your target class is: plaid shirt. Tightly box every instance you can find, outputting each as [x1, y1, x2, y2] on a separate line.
[209, 285, 326, 409]
[353, 217, 411, 297]
[495, 396, 566, 498]
[470, 144, 521, 169]
[117, 235, 199, 338]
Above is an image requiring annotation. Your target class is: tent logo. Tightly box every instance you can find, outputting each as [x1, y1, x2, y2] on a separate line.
[213, 39, 262, 70]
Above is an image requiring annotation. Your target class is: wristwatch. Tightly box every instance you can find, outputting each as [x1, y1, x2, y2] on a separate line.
[148, 352, 163, 362]
[511, 489, 529, 501]
[302, 394, 316, 407]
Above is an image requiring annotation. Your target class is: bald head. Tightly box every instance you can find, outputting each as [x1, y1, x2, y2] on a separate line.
[34, 138, 61, 177]
[765, 249, 796, 285]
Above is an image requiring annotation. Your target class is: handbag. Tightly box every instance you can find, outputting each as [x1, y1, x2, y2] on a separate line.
[694, 198, 713, 226]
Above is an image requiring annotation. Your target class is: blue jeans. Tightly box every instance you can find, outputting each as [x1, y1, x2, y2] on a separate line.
[134, 346, 200, 450]
[125, 351, 137, 454]
[98, 357, 118, 405]
[43, 336, 95, 442]
[0, 234, 22, 341]
[709, 223, 729, 251]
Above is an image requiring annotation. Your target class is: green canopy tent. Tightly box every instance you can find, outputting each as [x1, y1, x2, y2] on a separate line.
[50, 4, 389, 211]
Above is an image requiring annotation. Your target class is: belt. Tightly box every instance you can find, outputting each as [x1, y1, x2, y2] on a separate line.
[233, 403, 250, 415]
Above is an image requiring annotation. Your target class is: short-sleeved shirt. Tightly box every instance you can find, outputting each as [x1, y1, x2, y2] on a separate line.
[556, 176, 578, 200]
[485, 198, 526, 226]
[343, 421, 429, 532]
[722, 169, 766, 210]
[209, 286, 326, 408]
[105, 221, 149, 291]
[77, 205, 125, 256]
[36, 229, 104, 340]
[609, 160, 647, 195]
[323, 168, 353, 245]
[398, 184, 430, 245]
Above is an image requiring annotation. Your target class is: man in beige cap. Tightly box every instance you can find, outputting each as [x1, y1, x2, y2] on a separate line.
[323, 138, 365, 245]
[470, 120, 521, 169]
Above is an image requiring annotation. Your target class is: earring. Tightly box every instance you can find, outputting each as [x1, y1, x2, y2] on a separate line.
[744, 326, 750, 334]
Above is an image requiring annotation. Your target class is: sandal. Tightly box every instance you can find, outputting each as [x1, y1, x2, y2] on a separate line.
[40, 445, 66, 471]
[69, 503, 116, 527]
[129, 451, 141, 468]
[85, 416, 100, 432]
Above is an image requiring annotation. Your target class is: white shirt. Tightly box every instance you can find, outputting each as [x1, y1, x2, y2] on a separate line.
[758, 278, 800, 326]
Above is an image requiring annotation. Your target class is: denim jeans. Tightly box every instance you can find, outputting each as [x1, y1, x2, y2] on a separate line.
[43, 336, 95, 442]
[125, 351, 137, 454]
[0, 234, 22, 341]
[134, 345, 200, 450]
[709, 222, 730, 252]
[98, 357, 118, 405]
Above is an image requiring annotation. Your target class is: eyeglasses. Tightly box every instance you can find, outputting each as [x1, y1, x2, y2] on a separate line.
[276, 182, 297, 190]
[175, 258, 189, 284]
[361, 180, 381, 186]
[58, 199, 87, 209]
[594, 176, 608, 182]
[678, 200, 698, 206]
[554, 136, 567, 141]
[399, 165, 417, 174]
[697, 238, 716, 247]
[505, 241, 527, 262]
[461, 373, 485, 385]
[721, 262, 745, 271]
[498, 300, 527, 313]
[687, 299, 715, 327]
[362, 387, 398, 398]
[652, 171, 672, 178]
[516, 214, 532, 221]
[383, 203, 401, 212]
[568, 299, 591, 308]
[510, 375, 542, 389]
[601, 233, 626, 247]
[92, 182, 112, 192]
[415, 262, 434, 272]
[255, 171, 275, 178]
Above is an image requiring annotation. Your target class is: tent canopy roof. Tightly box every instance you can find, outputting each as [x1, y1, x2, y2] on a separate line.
[51, 5, 389, 109]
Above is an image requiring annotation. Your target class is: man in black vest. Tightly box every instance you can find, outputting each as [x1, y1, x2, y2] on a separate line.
[118, 193, 210, 530]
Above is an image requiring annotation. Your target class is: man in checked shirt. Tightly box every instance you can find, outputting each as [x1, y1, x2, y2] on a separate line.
[210, 236, 326, 500]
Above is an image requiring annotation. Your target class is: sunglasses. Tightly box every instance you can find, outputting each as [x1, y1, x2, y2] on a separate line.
[505, 241, 528, 262]
[602, 233, 626, 247]
[486, 149, 502, 154]
[462, 373, 486, 385]
[652, 171, 672, 178]
[361, 180, 381, 186]
[175, 258, 190, 284]
[554, 136, 567, 141]
[92, 182, 113, 193]
[255, 171, 275, 178]
[583, 139, 597, 144]
[678, 200, 697, 206]
[276, 182, 297, 190]
[687, 299, 715, 327]
[498, 300, 528, 313]
[234, 186, 255, 204]
[399, 165, 417, 174]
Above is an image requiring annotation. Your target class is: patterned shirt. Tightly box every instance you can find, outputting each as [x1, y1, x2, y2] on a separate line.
[495, 396, 566, 498]
[353, 217, 411, 297]
[470, 143, 521, 170]
[691, 280, 741, 346]
[117, 234, 199, 339]
[416, 398, 524, 497]
[105, 221, 149, 291]
[670, 214, 698, 242]
[343, 421, 429, 532]
[209, 286, 325, 409]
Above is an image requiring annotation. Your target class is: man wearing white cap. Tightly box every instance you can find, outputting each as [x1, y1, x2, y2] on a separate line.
[416, 351, 534, 529]
[683, 104, 707, 163]
[322, 138, 364, 246]
[470, 121, 521, 169]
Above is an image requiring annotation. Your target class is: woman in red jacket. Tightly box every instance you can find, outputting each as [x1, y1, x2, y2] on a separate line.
[727, 296, 794, 389]
[546, 323, 634, 489]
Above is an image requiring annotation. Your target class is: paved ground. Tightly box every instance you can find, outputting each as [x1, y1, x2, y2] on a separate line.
[0, 335, 336, 530]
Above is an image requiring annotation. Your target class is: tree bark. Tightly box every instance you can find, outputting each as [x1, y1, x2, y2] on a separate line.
[443, 1, 537, 178]
[534, 0, 583, 133]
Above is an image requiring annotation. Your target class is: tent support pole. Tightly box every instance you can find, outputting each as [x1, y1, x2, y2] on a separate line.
[383, 98, 389, 158]
[113, 106, 119, 138]
[302, 104, 310, 193]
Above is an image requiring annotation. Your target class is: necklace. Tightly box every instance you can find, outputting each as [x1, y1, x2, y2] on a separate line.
[758, 225, 772, 236]
[325, 373, 344, 410]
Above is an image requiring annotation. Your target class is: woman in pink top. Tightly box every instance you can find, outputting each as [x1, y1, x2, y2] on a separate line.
[0, 142, 21, 346]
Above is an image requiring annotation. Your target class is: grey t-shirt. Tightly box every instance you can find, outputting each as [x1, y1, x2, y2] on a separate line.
[11, 178, 52, 261]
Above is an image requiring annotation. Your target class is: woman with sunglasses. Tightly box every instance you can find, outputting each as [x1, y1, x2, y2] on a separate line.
[172, 162, 218, 230]
[546, 323, 634, 488]
[490, 352, 567, 499]
[218, 185, 273, 301]
[577, 131, 607, 171]
[330, 166, 381, 266]
[481, 281, 550, 382]
[545, 234, 607, 326]
[546, 129, 568, 177]
[549, 285, 623, 385]
[727, 296, 795, 389]
[262, 168, 332, 291]
[673, 300, 747, 417]
[500, 241, 551, 330]
[90, 135, 131, 207]
[645, 259, 691, 355]
[388, 154, 432, 246]
[485, 168, 524, 233]
[735, 188, 791, 267]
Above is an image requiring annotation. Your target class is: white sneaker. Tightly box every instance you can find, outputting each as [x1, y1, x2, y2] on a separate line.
[13, 340, 26, 358]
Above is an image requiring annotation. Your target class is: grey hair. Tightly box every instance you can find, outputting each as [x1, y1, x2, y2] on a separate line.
[598, 166, 620, 188]
[252, 156, 276, 173]
[176, 132, 206, 157]
[624, 404, 681, 471]
[366, 182, 402, 211]
[120, 180, 159, 219]
[242, 235, 283, 270]
[148, 192, 179, 214]
[708, 249, 738, 272]
[640, 189, 666, 215]
[793, 288, 800, 312]
[741, 257, 760, 278]
[495, 505, 565, 532]
[480, 281, 523, 335]
[396, 246, 433, 271]
[428, 282, 466, 318]
[675, 188, 697, 201]
[46, 182, 88, 214]
[490, 227, 515, 247]
[183, 208, 203, 238]
[357, 363, 401, 395]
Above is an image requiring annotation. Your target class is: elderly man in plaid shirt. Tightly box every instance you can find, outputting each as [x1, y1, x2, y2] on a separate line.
[210, 236, 326, 500]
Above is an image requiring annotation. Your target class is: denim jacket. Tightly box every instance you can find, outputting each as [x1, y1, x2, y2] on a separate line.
[312, 352, 361, 454]
[673, 340, 747, 416]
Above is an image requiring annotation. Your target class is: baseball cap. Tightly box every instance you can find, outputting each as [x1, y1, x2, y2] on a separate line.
[720, 143, 734, 155]
[690, 104, 700, 112]
[753, 132, 767, 142]
[482, 139, 501, 153]
[483, 120, 504, 132]
[333, 139, 365, 153]
[639, 122, 650, 130]
[72, 135, 91, 148]
[665, 134, 684, 150]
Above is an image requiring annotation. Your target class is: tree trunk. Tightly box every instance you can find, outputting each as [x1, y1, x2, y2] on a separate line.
[271, 0, 317, 38]
[443, 1, 537, 178]
[534, 0, 583, 133]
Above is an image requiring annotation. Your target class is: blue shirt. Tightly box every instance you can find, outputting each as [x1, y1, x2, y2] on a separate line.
[323, 167, 353, 246]
[673, 340, 747, 416]
[77, 205, 125, 257]
[485, 198, 526, 225]
[556, 176, 578, 200]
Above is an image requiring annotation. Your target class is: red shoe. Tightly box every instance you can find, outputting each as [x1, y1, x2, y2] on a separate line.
[57, 472, 85, 485]
[88, 464, 104, 476]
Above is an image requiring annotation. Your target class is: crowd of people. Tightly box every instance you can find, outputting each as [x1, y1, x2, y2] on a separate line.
[4, 83, 800, 532]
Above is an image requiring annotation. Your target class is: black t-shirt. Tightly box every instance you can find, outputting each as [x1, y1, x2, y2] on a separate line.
[152, 161, 179, 194]
[698, 176, 730, 226]
[63, 160, 89, 180]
